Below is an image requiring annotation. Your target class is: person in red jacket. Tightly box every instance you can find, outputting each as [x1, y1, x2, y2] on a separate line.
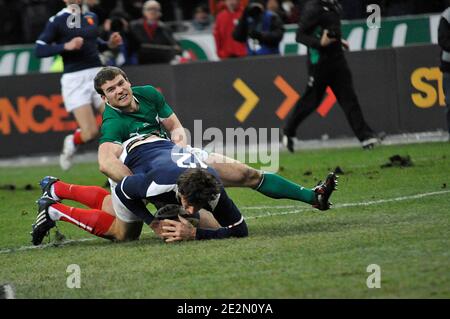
[213, 0, 248, 59]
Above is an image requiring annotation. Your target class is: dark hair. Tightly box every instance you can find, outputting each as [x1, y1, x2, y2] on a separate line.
[194, 4, 209, 14]
[94, 66, 129, 95]
[177, 168, 221, 208]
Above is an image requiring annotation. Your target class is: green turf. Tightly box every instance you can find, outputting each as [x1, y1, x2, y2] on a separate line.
[0, 142, 449, 298]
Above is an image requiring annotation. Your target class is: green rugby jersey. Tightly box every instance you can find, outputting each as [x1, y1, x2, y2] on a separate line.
[99, 85, 174, 145]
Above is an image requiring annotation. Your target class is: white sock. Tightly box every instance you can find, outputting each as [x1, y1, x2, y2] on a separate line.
[50, 185, 60, 201]
[48, 206, 62, 221]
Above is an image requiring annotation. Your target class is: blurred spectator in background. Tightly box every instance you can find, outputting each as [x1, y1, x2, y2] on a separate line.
[129, 0, 182, 64]
[209, 0, 249, 16]
[233, 0, 285, 56]
[279, 0, 300, 24]
[82, 0, 108, 25]
[191, 5, 213, 31]
[34, 0, 122, 170]
[100, 10, 138, 66]
[266, 0, 286, 21]
[267, 0, 299, 24]
[214, 0, 248, 59]
[438, 5, 450, 140]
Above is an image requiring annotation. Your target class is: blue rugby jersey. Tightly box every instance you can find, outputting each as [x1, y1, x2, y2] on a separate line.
[35, 7, 108, 73]
[114, 140, 248, 240]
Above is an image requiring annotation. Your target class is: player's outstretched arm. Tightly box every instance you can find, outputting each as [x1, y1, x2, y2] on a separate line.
[98, 142, 133, 182]
[160, 217, 248, 242]
[161, 114, 188, 147]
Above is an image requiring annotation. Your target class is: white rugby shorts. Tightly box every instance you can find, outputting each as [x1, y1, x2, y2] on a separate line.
[60, 67, 103, 112]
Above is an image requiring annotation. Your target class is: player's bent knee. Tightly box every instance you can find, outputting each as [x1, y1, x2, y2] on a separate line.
[109, 219, 142, 242]
[243, 167, 262, 188]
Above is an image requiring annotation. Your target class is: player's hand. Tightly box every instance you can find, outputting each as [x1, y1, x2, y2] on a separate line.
[161, 216, 196, 243]
[64, 37, 84, 51]
[341, 39, 349, 51]
[320, 29, 336, 47]
[149, 220, 165, 239]
[108, 32, 123, 49]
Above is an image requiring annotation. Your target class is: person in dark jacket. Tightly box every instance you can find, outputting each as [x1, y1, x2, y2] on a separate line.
[438, 6, 450, 140]
[282, 0, 381, 152]
[129, 0, 182, 64]
[232, 0, 285, 56]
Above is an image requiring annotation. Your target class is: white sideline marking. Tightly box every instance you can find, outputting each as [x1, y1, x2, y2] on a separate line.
[1, 190, 448, 255]
[0, 238, 95, 254]
[242, 190, 450, 211]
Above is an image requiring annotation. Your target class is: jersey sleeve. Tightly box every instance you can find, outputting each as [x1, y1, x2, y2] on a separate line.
[144, 86, 174, 120]
[295, 1, 322, 49]
[35, 17, 65, 58]
[99, 117, 127, 145]
[196, 188, 248, 240]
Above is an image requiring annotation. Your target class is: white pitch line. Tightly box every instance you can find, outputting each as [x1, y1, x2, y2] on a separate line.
[1, 190, 448, 255]
[241, 190, 450, 211]
[0, 238, 96, 254]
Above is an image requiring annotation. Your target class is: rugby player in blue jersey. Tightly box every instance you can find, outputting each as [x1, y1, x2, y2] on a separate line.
[31, 66, 337, 244]
[35, 0, 122, 171]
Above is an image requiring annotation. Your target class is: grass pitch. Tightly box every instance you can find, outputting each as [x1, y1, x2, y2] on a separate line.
[0, 142, 449, 298]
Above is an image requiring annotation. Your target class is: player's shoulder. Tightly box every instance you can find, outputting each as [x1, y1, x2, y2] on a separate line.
[132, 85, 162, 100]
[48, 8, 70, 24]
[102, 105, 121, 120]
[442, 7, 450, 23]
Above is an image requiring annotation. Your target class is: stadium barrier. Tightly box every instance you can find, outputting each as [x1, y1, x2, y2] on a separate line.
[0, 44, 446, 157]
[0, 13, 440, 76]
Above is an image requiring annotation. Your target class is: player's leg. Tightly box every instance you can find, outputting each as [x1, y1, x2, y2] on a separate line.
[59, 104, 99, 170]
[35, 177, 143, 243]
[72, 104, 100, 143]
[283, 67, 328, 152]
[31, 196, 117, 245]
[205, 153, 261, 187]
[31, 194, 143, 245]
[40, 176, 114, 215]
[329, 59, 378, 148]
[205, 153, 321, 206]
[60, 69, 101, 170]
[105, 218, 143, 242]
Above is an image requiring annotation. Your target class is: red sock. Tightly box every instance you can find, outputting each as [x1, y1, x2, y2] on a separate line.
[73, 129, 83, 145]
[51, 203, 115, 238]
[54, 181, 109, 210]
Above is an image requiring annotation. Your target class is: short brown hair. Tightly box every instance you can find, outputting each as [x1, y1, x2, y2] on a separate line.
[94, 66, 129, 95]
[177, 168, 221, 208]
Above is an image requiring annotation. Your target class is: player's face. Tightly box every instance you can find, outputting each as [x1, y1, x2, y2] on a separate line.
[180, 196, 199, 215]
[101, 75, 133, 108]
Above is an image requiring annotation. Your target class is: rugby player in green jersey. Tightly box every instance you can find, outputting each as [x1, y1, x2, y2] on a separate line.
[30, 66, 337, 244]
[94, 66, 337, 209]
